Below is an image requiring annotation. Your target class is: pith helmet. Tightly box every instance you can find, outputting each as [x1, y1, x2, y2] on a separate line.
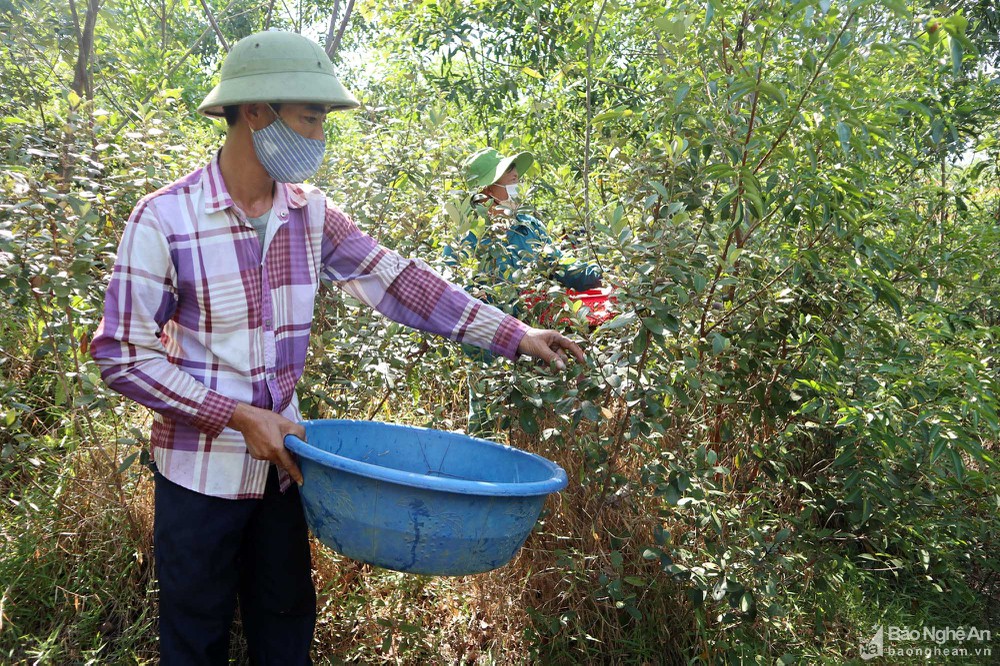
[463, 148, 534, 189]
[198, 30, 360, 117]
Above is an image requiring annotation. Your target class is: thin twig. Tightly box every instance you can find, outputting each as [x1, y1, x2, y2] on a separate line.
[278, 0, 295, 29]
[704, 218, 836, 336]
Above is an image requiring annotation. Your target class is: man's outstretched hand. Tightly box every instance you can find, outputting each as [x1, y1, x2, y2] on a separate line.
[228, 402, 306, 485]
[517, 327, 586, 371]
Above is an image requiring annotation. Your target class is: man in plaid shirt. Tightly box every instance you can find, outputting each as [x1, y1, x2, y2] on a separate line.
[90, 31, 583, 665]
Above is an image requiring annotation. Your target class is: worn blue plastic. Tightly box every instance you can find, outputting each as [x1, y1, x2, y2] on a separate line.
[284, 420, 567, 576]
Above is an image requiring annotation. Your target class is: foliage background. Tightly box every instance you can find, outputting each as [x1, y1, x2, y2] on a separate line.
[2, 0, 1000, 663]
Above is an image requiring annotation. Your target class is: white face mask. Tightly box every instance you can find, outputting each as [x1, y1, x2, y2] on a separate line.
[502, 183, 519, 202]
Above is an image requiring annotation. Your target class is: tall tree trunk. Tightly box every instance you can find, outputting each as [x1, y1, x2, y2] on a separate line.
[64, 0, 102, 189]
[69, 0, 102, 100]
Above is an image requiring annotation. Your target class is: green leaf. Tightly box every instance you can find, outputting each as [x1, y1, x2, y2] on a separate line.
[117, 451, 139, 474]
[930, 438, 948, 464]
[642, 317, 666, 336]
[703, 163, 736, 178]
[830, 338, 845, 362]
[945, 14, 969, 35]
[951, 37, 963, 77]
[654, 15, 687, 37]
[836, 121, 851, 155]
[594, 109, 630, 124]
[444, 201, 463, 226]
[604, 312, 638, 330]
[579, 401, 602, 422]
[716, 188, 739, 215]
[712, 333, 729, 356]
[896, 100, 934, 118]
[948, 448, 965, 482]
[648, 181, 670, 200]
[521, 66, 544, 80]
[743, 183, 764, 219]
[883, 0, 910, 18]
[756, 82, 785, 106]
[860, 497, 872, 525]
[663, 480, 681, 505]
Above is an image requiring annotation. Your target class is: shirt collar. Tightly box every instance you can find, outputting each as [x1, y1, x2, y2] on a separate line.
[286, 183, 308, 209]
[202, 150, 235, 215]
[202, 149, 309, 217]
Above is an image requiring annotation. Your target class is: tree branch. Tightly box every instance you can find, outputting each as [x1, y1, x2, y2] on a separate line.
[704, 218, 836, 336]
[123, 0, 149, 39]
[753, 8, 859, 174]
[111, 0, 242, 135]
[262, 0, 276, 29]
[325, 0, 341, 53]
[327, 0, 355, 58]
[111, 27, 212, 135]
[68, 0, 83, 44]
[582, 0, 610, 273]
[199, 0, 230, 52]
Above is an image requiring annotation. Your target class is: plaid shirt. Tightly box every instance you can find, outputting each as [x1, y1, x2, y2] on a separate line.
[91, 154, 528, 499]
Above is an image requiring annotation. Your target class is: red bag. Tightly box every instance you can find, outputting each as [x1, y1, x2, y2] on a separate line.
[523, 287, 618, 328]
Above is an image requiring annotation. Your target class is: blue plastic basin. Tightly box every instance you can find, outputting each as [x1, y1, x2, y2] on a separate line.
[284, 420, 567, 576]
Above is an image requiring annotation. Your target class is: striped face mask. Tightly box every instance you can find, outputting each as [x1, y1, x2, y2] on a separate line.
[250, 105, 325, 183]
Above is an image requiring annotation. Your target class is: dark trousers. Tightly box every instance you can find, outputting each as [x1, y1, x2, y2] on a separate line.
[153, 466, 316, 665]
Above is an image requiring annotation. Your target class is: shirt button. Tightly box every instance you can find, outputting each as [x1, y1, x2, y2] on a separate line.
[264, 318, 272, 329]
[267, 372, 276, 380]
[279, 211, 288, 218]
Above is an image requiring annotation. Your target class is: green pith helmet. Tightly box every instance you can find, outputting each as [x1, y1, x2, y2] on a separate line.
[463, 148, 535, 190]
[198, 30, 359, 118]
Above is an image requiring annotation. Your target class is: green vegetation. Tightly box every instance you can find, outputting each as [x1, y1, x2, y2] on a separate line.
[2, 0, 1000, 663]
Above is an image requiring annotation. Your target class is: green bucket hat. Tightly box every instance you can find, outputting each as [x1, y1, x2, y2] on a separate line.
[198, 30, 359, 117]
[463, 148, 535, 190]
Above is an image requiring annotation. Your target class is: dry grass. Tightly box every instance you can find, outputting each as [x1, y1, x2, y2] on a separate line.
[0, 436, 158, 663]
[304, 403, 695, 665]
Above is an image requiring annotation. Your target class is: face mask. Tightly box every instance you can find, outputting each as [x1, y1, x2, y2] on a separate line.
[250, 106, 326, 183]
[502, 183, 519, 202]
